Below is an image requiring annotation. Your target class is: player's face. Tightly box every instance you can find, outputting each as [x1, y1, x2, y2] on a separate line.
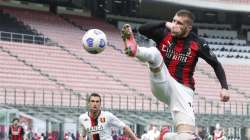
[171, 15, 192, 38]
[89, 96, 101, 112]
[13, 120, 19, 126]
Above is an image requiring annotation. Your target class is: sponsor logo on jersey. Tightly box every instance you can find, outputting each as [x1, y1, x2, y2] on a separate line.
[161, 44, 191, 63]
[86, 125, 104, 134]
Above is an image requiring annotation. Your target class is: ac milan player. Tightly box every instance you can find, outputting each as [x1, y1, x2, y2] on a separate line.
[121, 9, 230, 140]
[79, 93, 138, 140]
[9, 118, 24, 140]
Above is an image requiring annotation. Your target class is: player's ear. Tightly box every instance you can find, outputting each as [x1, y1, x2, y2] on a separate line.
[188, 25, 192, 32]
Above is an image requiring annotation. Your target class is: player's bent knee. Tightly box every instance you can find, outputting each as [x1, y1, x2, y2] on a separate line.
[176, 124, 195, 133]
[173, 111, 195, 131]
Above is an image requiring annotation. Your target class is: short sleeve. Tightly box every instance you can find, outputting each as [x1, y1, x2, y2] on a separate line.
[108, 112, 126, 129]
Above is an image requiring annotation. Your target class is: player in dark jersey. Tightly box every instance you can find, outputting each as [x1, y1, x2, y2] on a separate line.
[121, 9, 230, 140]
[9, 118, 24, 140]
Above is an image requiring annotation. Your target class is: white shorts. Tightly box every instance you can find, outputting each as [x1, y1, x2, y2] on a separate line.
[150, 63, 195, 126]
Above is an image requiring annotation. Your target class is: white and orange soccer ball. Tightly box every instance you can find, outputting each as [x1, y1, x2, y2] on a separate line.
[81, 29, 107, 54]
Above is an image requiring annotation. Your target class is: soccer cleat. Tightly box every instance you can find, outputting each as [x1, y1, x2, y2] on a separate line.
[121, 24, 138, 57]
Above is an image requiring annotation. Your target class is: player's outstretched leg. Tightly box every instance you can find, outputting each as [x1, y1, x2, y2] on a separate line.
[121, 24, 172, 106]
[121, 24, 162, 68]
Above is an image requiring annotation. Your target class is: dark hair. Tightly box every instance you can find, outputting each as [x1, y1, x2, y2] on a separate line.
[12, 117, 19, 122]
[88, 93, 101, 102]
[176, 9, 195, 25]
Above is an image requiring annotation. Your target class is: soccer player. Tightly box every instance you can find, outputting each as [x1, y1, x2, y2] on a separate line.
[79, 93, 139, 140]
[212, 123, 227, 140]
[9, 118, 25, 140]
[121, 9, 230, 140]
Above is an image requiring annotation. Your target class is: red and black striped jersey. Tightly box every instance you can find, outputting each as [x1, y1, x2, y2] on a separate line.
[9, 125, 24, 140]
[139, 22, 228, 90]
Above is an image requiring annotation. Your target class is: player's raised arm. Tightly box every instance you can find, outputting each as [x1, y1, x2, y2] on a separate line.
[138, 22, 167, 43]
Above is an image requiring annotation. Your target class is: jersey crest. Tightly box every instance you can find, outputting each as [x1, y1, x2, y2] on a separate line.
[100, 117, 106, 123]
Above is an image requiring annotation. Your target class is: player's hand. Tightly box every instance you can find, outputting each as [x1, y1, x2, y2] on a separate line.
[220, 88, 230, 102]
[165, 21, 173, 30]
[165, 21, 181, 34]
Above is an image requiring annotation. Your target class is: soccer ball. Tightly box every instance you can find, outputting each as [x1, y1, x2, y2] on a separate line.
[81, 29, 107, 54]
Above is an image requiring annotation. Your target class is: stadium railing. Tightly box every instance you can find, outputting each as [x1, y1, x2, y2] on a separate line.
[0, 88, 250, 116]
[0, 31, 54, 45]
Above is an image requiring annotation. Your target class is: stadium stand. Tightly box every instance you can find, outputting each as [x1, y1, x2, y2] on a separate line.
[196, 22, 250, 60]
[61, 14, 126, 50]
[2, 7, 153, 95]
[0, 11, 35, 34]
[1, 6, 250, 112]
[1, 2, 250, 139]
[0, 41, 144, 108]
[198, 29, 238, 39]
[0, 10, 50, 45]
[0, 44, 59, 91]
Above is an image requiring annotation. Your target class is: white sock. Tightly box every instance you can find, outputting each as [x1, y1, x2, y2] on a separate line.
[136, 47, 163, 68]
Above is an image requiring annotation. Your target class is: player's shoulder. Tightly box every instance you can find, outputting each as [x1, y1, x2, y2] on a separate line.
[101, 111, 117, 120]
[101, 110, 113, 116]
[190, 32, 209, 49]
[79, 112, 90, 124]
[79, 112, 88, 119]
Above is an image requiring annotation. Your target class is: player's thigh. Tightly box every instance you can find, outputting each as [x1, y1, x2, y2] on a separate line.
[170, 81, 195, 126]
[150, 64, 172, 104]
[170, 78, 194, 105]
